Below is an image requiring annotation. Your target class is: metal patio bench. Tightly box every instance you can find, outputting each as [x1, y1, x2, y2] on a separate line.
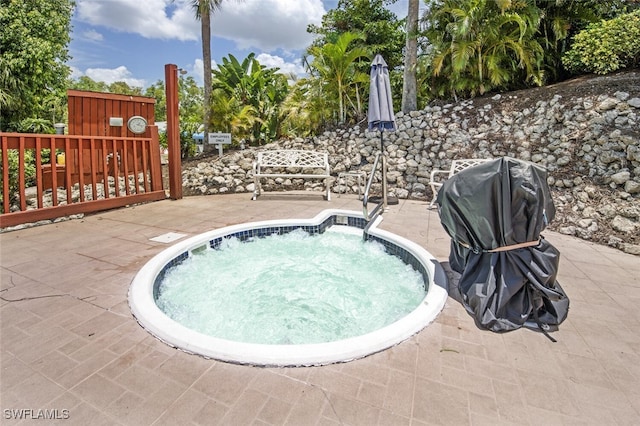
[252, 150, 331, 201]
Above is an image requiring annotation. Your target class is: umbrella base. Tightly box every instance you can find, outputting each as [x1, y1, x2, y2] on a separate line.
[367, 195, 399, 205]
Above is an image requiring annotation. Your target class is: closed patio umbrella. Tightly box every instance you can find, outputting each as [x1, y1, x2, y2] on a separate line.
[436, 157, 569, 340]
[367, 54, 396, 206]
[368, 54, 395, 135]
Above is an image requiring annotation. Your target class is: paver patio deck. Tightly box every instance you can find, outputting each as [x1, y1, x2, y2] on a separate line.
[1, 192, 639, 425]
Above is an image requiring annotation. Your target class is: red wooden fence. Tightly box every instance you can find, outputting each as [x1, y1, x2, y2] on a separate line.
[67, 90, 156, 138]
[0, 128, 165, 228]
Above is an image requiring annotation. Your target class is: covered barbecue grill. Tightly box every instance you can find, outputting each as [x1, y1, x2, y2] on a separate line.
[436, 157, 569, 339]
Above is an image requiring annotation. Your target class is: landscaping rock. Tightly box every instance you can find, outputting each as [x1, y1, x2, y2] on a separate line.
[181, 71, 639, 255]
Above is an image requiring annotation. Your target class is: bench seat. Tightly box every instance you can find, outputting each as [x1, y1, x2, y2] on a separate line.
[252, 150, 331, 200]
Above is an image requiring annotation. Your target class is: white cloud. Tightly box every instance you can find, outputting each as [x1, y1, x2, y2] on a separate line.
[74, 0, 324, 51]
[69, 66, 84, 79]
[75, 0, 198, 41]
[71, 0, 327, 87]
[191, 58, 217, 86]
[256, 53, 305, 78]
[213, 0, 324, 52]
[84, 65, 146, 87]
[192, 59, 205, 85]
[82, 29, 104, 42]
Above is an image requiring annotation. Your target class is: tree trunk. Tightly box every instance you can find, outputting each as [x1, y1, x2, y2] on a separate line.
[401, 0, 419, 113]
[202, 5, 212, 142]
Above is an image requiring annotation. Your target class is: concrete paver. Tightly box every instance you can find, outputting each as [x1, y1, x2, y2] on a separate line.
[1, 193, 639, 425]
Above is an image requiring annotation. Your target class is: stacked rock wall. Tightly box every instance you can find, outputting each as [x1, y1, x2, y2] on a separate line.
[182, 74, 639, 254]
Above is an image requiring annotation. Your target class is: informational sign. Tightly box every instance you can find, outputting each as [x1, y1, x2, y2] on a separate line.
[208, 132, 231, 145]
[207, 132, 232, 157]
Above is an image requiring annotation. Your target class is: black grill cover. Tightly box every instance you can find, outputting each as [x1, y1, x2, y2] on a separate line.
[436, 157, 569, 334]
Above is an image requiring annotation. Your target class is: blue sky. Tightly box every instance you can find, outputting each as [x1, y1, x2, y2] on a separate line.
[68, 0, 408, 89]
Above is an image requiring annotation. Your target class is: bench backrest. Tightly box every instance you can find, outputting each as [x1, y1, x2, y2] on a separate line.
[450, 159, 491, 176]
[257, 150, 328, 168]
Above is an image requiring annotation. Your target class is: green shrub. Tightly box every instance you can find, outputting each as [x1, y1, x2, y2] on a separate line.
[0, 149, 36, 213]
[17, 118, 54, 134]
[180, 131, 197, 158]
[179, 122, 201, 159]
[158, 131, 168, 150]
[562, 10, 640, 75]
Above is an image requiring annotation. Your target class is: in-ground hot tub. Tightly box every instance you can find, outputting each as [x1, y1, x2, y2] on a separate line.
[128, 209, 447, 367]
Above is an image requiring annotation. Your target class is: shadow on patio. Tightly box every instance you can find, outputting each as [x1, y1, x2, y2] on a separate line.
[1, 193, 639, 425]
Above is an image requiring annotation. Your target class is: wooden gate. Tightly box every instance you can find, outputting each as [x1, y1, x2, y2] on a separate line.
[0, 91, 165, 228]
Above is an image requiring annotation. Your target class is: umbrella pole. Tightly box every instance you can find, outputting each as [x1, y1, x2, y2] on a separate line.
[381, 131, 388, 209]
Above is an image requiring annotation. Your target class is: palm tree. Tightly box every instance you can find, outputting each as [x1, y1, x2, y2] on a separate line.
[212, 53, 290, 143]
[401, 0, 419, 112]
[190, 0, 220, 139]
[280, 77, 333, 136]
[210, 88, 259, 143]
[306, 32, 370, 125]
[426, 0, 544, 99]
[189, 0, 243, 138]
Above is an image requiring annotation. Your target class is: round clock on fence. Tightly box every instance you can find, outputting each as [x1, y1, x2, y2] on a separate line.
[127, 116, 148, 134]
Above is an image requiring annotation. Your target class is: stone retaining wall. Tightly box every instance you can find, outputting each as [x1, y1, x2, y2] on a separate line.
[182, 84, 640, 254]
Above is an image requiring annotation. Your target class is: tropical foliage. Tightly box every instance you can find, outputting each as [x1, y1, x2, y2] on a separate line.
[307, 0, 405, 115]
[178, 76, 205, 127]
[307, 0, 404, 72]
[562, 9, 640, 75]
[420, 0, 637, 101]
[0, 0, 74, 132]
[70, 76, 144, 96]
[278, 78, 314, 137]
[305, 32, 371, 126]
[143, 81, 168, 122]
[529, 0, 633, 82]
[423, 0, 545, 99]
[280, 76, 335, 137]
[144, 76, 203, 156]
[210, 89, 259, 144]
[2, 0, 638, 158]
[211, 53, 289, 144]
[144, 76, 203, 122]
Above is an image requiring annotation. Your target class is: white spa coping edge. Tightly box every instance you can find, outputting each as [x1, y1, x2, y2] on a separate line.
[128, 209, 448, 367]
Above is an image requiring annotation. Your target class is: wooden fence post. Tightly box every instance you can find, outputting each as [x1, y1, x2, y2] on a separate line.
[165, 64, 182, 200]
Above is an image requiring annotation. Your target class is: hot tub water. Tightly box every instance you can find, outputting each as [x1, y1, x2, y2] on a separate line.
[156, 228, 425, 345]
[129, 210, 448, 366]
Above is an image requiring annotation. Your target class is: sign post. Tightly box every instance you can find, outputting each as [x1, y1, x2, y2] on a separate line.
[208, 132, 232, 157]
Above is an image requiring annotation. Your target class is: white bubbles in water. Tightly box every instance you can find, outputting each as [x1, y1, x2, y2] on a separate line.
[156, 229, 425, 345]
